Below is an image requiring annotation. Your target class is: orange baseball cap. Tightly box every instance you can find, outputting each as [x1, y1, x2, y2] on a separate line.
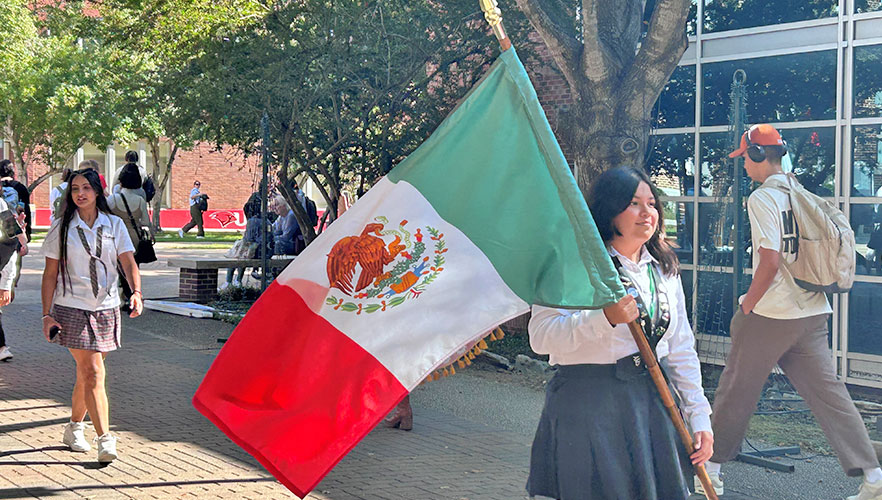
[728, 124, 785, 158]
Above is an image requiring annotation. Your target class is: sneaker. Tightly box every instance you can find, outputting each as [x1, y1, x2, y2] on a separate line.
[178, 229, 185, 238]
[62, 421, 91, 452]
[694, 471, 724, 496]
[231, 278, 241, 288]
[96, 433, 118, 463]
[0, 346, 12, 361]
[847, 479, 882, 500]
[196, 235, 205, 239]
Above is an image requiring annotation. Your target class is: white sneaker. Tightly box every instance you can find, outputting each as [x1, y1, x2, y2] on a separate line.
[178, 229, 185, 238]
[231, 278, 241, 288]
[62, 421, 91, 452]
[0, 346, 12, 361]
[196, 235, 205, 239]
[847, 479, 882, 500]
[694, 471, 724, 496]
[96, 433, 118, 463]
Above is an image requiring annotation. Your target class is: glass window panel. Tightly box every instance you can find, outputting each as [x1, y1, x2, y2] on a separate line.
[852, 125, 882, 197]
[681, 269, 693, 315]
[702, 51, 837, 126]
[700, 132, 733, 196]
[854, 45, 882, 118]
[695, 270, 736, 336]
[783, 127, 835, 196]
[652, 65, 695, 128]
[662, 201, 694, 264]
[852, 203, 882, 276]
[697, 200, 751, 269]
[848, 282, 882, 356]
[703, 0, 838, 33]
[648, 133, 695, 196]
[855, 0, 882, 13]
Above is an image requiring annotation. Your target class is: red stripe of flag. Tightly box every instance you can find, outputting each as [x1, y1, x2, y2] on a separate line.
[193, 281, 407, 497]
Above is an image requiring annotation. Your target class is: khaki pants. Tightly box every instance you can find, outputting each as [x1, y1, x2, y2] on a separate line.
[710, 309, 878, 476]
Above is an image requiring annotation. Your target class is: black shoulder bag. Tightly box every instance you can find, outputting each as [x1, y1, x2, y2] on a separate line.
[119, 193, 157, 264]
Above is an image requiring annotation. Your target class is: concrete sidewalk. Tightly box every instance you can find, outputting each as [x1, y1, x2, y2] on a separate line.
[0, 243, 864, 499]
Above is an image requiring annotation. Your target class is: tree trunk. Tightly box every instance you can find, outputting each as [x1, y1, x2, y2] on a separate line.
[515, 0, 690, 185]
[150, 140, 178, 231]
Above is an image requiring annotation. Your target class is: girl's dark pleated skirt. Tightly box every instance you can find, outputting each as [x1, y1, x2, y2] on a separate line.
[526, 357, 692, 500]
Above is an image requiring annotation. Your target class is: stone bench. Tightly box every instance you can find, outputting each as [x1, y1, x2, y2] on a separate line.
[167, 257, 295, 303]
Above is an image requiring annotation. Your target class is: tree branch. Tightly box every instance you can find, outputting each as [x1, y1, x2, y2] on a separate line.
[621, 0, 690, 121]
[513, 0, 581, 95]
[580, 0, 617, 88]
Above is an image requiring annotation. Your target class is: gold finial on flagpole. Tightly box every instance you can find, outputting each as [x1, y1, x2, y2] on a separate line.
[479, 0, 512, 50]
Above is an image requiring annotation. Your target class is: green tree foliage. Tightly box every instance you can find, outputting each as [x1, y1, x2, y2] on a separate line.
[0, 1, 129, 189]
[194, 0, 508, 240]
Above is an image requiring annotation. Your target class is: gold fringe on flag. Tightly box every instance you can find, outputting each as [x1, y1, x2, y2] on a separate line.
[422, 327, 508, 384]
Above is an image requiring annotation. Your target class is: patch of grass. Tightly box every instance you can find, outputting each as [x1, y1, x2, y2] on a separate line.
[209, 286, 263, 324]
[746, 413, 833, 455]
[164, 243, 232, 249]
[155, 231, 242, 243]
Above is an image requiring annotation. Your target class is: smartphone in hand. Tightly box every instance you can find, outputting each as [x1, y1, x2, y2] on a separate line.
[49, 326, 60, 341]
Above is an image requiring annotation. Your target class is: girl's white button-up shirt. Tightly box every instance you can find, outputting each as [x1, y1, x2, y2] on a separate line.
[528, 246, 712, 434]
[42, 211, 135, 312]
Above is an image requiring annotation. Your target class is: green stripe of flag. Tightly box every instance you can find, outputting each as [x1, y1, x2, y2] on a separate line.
[387, 48, 625, 309]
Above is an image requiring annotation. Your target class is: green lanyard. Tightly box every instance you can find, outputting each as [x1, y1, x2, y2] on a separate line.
[646, 265, 657, 319]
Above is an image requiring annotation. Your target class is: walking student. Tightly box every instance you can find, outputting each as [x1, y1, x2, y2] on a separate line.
[0, 195, 26, 362]
[701, 124, 882, 500]
[178, 180, 206, 238]
[40, 168, 143, 463]
[526, 166, 713, 500]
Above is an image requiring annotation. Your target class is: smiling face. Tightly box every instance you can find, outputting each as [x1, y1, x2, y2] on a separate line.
[612, 181, 659, 247]
[70, 174, 98, 210]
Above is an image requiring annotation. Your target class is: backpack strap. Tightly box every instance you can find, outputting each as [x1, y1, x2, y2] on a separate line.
[118, 193, 143, 243]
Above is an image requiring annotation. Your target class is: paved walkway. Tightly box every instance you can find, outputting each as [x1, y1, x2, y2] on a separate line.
[0, 241, 865, 499]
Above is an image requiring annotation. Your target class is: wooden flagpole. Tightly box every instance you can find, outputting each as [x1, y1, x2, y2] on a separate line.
[479, 0, 512, 51]
[626, 320, 720, 500]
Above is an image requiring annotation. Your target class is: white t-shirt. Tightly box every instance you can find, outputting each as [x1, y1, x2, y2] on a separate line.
[743, 174, 832, 319]
[49, 182, 68, 223]
[42, 211, 135, 311]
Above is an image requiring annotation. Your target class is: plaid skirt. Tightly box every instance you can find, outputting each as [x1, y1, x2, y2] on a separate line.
[52, 305, 121, 352]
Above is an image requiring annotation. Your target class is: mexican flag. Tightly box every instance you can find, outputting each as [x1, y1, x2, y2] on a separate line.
[193, 47, 625, 498]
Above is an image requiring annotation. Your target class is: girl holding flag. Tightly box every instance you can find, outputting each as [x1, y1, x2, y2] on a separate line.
[526, 166, 713, 500]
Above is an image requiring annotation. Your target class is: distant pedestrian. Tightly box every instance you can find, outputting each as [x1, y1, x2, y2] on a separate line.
[0, 194, 26, 362]
[0, 159, 31, 241]
[108, 165, 153, 307]
[50, 168, 74, 223]
[704, 124, 882, 500]
[40, 168, 142, 464]
[78, 159, 108, 195]
[112, 151, 147, 201]
[178, 180, 206, 238]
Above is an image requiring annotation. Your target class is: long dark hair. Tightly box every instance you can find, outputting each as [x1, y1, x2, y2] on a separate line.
[586, 165, 679, 276]
[57, 169, 113, 295]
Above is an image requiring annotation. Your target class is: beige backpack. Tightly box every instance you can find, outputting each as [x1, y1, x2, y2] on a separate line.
[762, 173, 855, 293]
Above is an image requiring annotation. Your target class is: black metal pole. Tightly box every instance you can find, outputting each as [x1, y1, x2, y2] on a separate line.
[260, 113, 270, 291]
[731, 70, 747, 313]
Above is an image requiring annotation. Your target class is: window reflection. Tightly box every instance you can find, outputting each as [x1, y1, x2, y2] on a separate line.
[855, 0, 882, 13]
[662, 201, 694, 264]
[703, 0, 837, 33]
[848, 282, 882, 356]
[852, 203, 882, 276]
[702, 51, 837, 126]
[648, 134, 695, 196]
[854, 45, 882, 119]
[783, 127, 835, 196]
[852, 125, 882, 198]
[700, 132, 733, 196]
[652, 66, 695, 128]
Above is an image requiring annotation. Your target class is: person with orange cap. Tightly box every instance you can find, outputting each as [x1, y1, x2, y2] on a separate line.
[695, 124, 882, 500]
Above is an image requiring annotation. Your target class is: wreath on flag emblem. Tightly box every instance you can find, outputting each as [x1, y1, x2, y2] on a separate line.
[325, 217, 447, 314]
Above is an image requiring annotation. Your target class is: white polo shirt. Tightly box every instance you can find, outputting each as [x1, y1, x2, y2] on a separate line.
[42, 211, 135, 311]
